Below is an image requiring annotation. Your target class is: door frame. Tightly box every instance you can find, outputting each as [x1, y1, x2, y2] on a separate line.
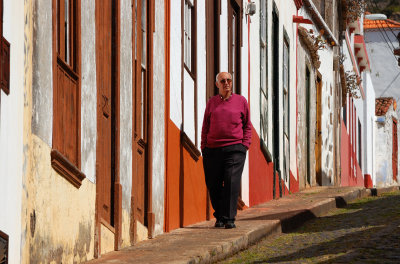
[272, 5, 280, 198]
[227, 0, 242, 94]
[131, 0, 155, 243]
[94, 0, 122, 257]
[315, 72, 322, 186]
[305, 66, 311, 186]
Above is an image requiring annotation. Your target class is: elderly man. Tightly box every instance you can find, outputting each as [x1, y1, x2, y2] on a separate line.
[201, 72, 252, 229]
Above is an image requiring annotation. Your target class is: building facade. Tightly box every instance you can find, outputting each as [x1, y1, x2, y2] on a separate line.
[2, 1, 400, 263]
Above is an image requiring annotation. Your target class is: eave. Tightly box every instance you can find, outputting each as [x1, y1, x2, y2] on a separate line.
[354, 34, 371, 72]
[293, 0, 303, 10]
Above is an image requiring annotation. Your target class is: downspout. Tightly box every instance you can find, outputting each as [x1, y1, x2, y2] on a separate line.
[303, 0, 339, 46]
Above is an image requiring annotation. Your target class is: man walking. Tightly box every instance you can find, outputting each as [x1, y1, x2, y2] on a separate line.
[201, 72, 252, 229]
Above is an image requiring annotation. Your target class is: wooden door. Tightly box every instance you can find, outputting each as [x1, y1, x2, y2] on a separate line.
[96, 0, 116, 227]
[133, 0, 149, 229]
[315, 75, 322, 186]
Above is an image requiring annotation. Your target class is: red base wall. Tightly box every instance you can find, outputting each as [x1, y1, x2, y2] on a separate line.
[249, 128, 299, 206]
[165, 121, 209, 232]
[341, 121, 364, 187]
[249, 128, 274, 206]
[364, 174, 373, 188]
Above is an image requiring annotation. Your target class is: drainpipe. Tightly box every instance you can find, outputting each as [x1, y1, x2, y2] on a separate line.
[302, 0, 339, 46]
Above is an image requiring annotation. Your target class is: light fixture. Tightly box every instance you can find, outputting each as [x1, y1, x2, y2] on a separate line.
[245, 2, 256, 16]
[365, 14, 387, 20]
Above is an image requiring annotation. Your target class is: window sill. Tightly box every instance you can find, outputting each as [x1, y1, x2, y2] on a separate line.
[260, 138, 272, 163]
[181, 131, 201, 161]
[184, 64, 196, 81]
[51, 149, 86, 188]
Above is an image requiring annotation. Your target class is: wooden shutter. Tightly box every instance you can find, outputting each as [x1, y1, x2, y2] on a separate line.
[0, 36, 10, 95]
[0, 0, 10, 95]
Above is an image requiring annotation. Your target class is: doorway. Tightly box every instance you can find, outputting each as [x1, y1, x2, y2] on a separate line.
[132, 0, 153, 242]
[315, 74, 322, 185]
[306, 67, 311, 186]
[272, 7, 280, 198]
[95, 0, 120, 255]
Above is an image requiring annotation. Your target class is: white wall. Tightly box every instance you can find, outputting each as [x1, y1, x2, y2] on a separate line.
[170, 0, 182, 127]
[363, 71, 375, 177]
[0, 1, 24, 263]
[152, 0, 166, 236]
[375, 108, 396, 187]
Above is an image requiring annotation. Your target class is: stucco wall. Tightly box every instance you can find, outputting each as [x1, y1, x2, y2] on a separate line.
[363, 71, 376, 176]
[169, 0, 182, 127]
[22, 1, 101, 262]
[31, 0, 52, 145]
[0, 1, 25, 263]
[119, 0, 133, 246]
[81, 0, 97, 184]
[296, 40, 317, 189]
[365, 29, 400, 114]
[151, 0, 165, 237]
[375, 108, 396, 187]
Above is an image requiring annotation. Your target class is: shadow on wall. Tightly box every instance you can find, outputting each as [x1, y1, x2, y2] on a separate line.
[320, 170, 334, 186]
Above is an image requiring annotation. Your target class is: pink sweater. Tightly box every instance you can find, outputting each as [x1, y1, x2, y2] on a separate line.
[201, 94, 252, 150]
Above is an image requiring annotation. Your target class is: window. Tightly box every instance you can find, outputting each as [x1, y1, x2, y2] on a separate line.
[51, 0, 85, 188]
[283, 36, 289, 136]
[228, 0, 241, 94]
[184, 0, 195, 74]
[0, 0, 10, 95]
[343, 105, 347, 127]
[260, 0, 271, 161]
[0, 230, 8, 264]
[283, 34, 290, 183]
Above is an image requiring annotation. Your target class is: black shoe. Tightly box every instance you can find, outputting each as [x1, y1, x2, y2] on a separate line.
[215, 219, 225, 228]
[225, 221, 236, 229]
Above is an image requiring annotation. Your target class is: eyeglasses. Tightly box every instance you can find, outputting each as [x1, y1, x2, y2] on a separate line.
[219, 78, 232, 84]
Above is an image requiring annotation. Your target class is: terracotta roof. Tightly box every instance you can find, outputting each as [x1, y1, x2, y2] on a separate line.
[364, 18, 400, 30]
[376, 97, 397, 116]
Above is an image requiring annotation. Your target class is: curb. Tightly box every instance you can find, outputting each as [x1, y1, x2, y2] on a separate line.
[197, 186, 399, 264]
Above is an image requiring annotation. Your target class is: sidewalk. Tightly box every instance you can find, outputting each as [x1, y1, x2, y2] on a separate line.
[87, 186, 400, 264]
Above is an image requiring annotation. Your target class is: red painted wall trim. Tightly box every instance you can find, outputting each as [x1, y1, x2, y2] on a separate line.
[364, 174, 373, 188]
[345, 32, 365, 99]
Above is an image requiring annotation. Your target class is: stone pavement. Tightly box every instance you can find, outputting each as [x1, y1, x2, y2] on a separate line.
[86, 186, 400, 264]
[221, 188, 400, 263]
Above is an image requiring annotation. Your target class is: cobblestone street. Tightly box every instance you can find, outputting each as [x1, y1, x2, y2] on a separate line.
[221, 191, 400, 264]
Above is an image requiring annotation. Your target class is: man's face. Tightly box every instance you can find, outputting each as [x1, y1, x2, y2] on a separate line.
[216, 72, 233, 95]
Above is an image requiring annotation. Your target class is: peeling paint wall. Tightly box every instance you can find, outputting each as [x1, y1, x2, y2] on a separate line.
[31, 0, 52, 145]
[22, 1, 99, 262]
[81, 0, 97, 184]
[296, 41, 317, 189]
[0, 1, 25, 263]
[152, 0, 165, 237]
[119, 0, 133, 247]
[375, 107, 397, 187]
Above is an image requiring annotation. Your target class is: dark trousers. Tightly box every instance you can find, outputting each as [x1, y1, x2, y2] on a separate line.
[202, 144, 247, 221]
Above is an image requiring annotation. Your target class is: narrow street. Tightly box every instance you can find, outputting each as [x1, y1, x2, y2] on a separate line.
[221, 192, 400, 264]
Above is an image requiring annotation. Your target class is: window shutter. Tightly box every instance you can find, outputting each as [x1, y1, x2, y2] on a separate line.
[0, 36, 10, 95]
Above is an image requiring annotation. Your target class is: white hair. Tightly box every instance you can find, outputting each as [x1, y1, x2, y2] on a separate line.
[216, 72, 232, 82]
